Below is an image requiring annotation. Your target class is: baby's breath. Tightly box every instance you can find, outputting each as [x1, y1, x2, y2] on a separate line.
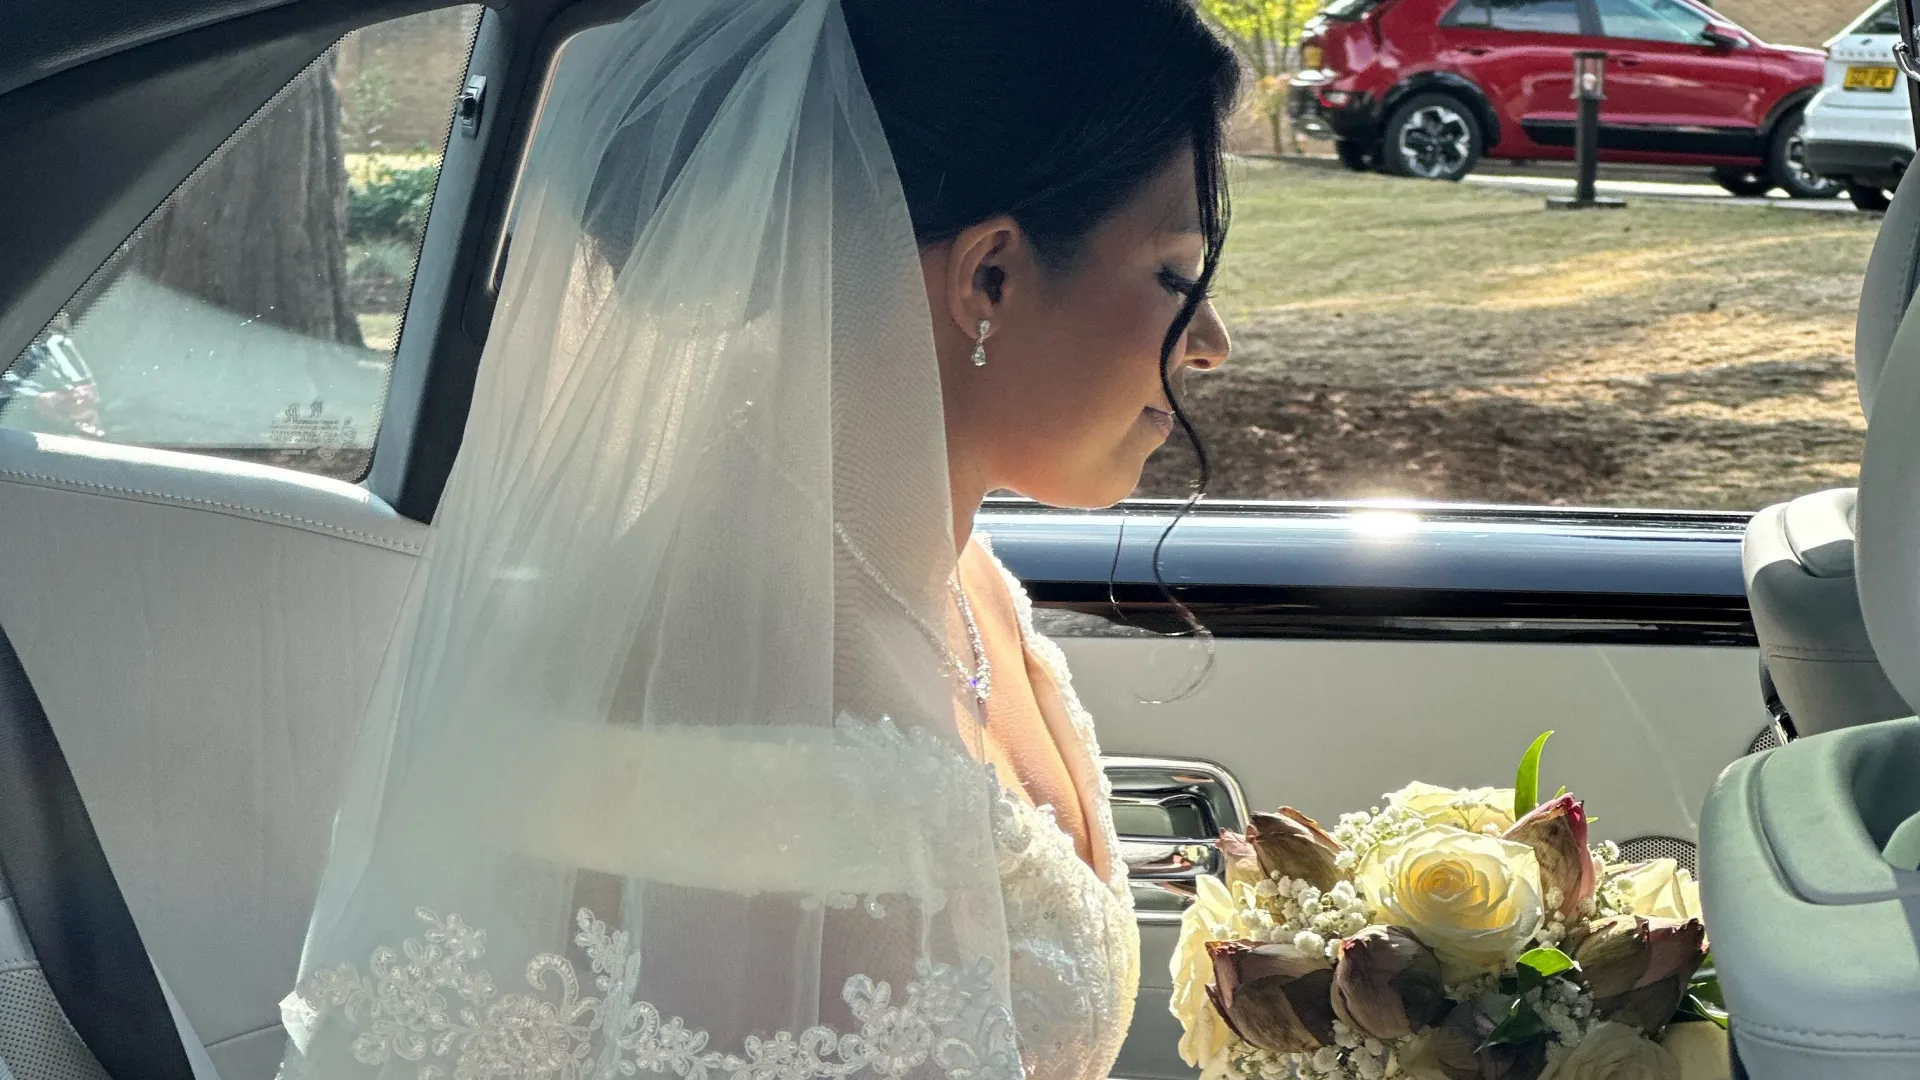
[1247, 876, 1373, 961]
[1328, 804, 1426, 869]
[1589, 841, 1633, 918]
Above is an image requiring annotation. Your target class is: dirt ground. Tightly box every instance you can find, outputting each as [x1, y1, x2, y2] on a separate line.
[1137, 159, 1881, 511]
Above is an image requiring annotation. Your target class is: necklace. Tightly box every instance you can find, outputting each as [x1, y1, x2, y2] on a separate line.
[947, 574, 993, 707]
[834, 523, 992, 708]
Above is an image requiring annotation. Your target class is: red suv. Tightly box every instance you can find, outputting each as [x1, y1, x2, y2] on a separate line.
[1290, 0, 1838, 198]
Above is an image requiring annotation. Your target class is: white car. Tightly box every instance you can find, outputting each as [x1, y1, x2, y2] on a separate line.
[1802, 0, 1913, 210]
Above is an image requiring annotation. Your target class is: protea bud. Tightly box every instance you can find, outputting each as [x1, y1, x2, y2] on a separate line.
[1329, 926, 1449, 1040]
[1502, 794, 1594, 920]
[1572, 914, 1707, 1034]
[1205, 940, 1337, 1053]
[1245, 808, 1345, 891]
[1219, 830, 1265, 891]
[1427, 1001, 1546, 1080]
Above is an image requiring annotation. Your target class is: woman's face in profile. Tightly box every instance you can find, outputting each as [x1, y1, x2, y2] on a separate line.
[929, 151, 1231, 511]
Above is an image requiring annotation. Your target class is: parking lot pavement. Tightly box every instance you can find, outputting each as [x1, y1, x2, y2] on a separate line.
[1463, 171, 1862, 212]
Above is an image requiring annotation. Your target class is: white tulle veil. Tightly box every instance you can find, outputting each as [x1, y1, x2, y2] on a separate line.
[278, 0, 1019, 1074]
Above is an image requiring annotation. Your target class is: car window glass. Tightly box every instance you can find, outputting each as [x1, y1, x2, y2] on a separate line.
[1487, 0, 1583, 34]
[1143, 2, 1874, 514]
[0, 7, 481, 483]
[1860, 1, 1902, 36]
[1595, 0, 1713, 43]
[1442, 0, 1493, 29]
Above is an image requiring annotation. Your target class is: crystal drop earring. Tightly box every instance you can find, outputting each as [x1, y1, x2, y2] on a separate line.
[971, 319, 990, 367]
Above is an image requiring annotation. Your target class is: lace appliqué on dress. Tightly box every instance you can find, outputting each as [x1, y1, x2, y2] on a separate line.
[973, 539, 1139, 1080]
[286, 907, 1020, 1080]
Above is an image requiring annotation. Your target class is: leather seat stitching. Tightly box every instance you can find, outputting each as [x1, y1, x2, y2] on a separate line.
[1738, 1019, 1920, 1046]
[0, 467, 424, 555]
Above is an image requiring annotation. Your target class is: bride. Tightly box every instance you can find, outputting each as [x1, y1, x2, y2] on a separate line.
[279, 0, 1234, 1077]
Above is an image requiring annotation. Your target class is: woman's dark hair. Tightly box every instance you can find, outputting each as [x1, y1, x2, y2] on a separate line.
[845, 0, 1238, 669]
[843, 0, 1237, 498]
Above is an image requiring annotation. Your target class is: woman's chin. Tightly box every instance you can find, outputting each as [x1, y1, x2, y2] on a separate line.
[1013, 472, 1140, 511]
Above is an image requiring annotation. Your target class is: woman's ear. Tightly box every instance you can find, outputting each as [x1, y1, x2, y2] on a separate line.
[944, 216, 1020, 338]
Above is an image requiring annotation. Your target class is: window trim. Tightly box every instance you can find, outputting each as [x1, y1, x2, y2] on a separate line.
[365, 0, 653, 521]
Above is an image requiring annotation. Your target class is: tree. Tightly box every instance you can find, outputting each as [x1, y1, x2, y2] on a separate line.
[1199, 0, 1323, 154]
[129, 54, 364, 347]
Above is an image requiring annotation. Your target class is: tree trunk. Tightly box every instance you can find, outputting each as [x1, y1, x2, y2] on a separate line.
[132, 54, 364, 347]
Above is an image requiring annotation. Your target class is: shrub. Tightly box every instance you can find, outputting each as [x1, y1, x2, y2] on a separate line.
[347, 162, 440, 242]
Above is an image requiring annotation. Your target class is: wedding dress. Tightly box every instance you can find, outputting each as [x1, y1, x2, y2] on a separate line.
[973, 547, 1140, 1080]
[275, 0, 1142, 1077]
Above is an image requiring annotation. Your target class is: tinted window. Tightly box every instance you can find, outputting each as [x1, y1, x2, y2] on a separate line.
[0, 7, 481, 482]
[1443, 0, 1492, 28]
[1861, 1, 1903, 36]
[1488, 0, 1584, 34]
[1595, 0, 1713, 44]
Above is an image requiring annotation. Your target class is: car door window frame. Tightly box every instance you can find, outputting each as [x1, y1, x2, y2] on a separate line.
[364, 0, 655, 522]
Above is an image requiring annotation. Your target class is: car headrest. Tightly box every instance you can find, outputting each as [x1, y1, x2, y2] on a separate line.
[1857, 274, 1920, 713]
[1857, 166, 1920, 421]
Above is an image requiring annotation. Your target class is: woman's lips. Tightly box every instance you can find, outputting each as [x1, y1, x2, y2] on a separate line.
[1143, 405, 1175, 440]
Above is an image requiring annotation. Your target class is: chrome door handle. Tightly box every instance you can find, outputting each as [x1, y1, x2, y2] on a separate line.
[1897, 41, 1920, 84]
[1104, 756, 1250, 920]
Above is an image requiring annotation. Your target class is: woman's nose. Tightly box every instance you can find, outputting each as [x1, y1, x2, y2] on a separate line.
[1185, 300, 1229, 371]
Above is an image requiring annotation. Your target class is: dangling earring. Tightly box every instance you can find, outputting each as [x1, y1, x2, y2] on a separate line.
[971, 319, 990, 367]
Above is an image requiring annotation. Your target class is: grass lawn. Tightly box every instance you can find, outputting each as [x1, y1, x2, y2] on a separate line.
[1141, 158, 1881, 510]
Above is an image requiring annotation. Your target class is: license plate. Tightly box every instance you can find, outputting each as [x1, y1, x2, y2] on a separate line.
[1844, 65, 1899, 91]
[1302, 44, 1324, 70]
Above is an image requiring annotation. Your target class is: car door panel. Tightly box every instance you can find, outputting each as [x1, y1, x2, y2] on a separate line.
[1587, 0, 1764, 156]
[1602, 44, 1761, 137]
[0, 428, 423, 1077]
[981, 504, 1763, 1079]
[1434, 0, 1593, 156]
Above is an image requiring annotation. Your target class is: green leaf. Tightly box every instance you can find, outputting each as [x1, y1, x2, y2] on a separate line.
[1480, 998, 1549, 1050]
[1518, 948, 1577, 980]
[1673, 993, 1731, 1030]
[1687, 974, 1726, 1010]
[1514, 731, 1554, 820]
[1514, 947, 1577, 996]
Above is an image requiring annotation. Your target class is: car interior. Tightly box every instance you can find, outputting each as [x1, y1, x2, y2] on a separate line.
[0, 2, 1917, 1080]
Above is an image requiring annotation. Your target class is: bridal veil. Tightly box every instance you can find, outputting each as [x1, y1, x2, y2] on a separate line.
[279, 0, 1019, 1074]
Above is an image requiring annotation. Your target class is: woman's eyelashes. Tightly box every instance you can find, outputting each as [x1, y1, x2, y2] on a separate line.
[1157, 267, 1208, 300]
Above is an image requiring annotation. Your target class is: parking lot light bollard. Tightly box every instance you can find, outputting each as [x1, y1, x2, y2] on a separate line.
[1549, 50, 1626, 211]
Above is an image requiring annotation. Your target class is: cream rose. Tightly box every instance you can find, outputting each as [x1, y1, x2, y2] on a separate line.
[1392, 1029, 1456, 1080]
[1661, 1021, 1733, 1080]
[1387, 782, 1519, 835]
[1613, 859, 1703, 923]
[1359, 825, 1543, 979]
[1170, 875, 1248, 1072]
[1541, 1021, 1681, 1080]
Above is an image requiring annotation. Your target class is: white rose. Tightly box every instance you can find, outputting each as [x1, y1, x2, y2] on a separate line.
[1359, 825, 1543, 980]
[1387, 782, 1519, 834]
[1541, 1021, 1681, 1080]
[1612, 859, 1704, 924]
[1169, 875, 1243, 1068]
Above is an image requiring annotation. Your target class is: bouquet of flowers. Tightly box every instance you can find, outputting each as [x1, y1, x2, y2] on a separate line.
[1169, 733, 1728, 1080]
